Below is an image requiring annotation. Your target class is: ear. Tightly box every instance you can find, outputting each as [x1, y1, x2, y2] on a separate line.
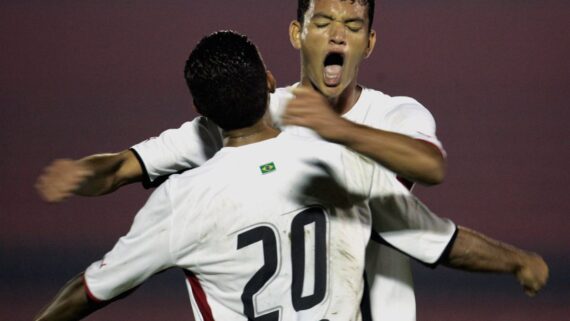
[364, 29, 377, 59]
[289, 20, 302, 50]
[266, 70, 276, 93]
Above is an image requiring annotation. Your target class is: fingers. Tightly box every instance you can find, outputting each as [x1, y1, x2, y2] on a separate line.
[283, 87, 330, 125]
[517, 254, 549, 297]
[35, 159, 92, 203]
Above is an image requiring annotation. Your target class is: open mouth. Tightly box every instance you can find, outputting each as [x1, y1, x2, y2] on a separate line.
[323, 52, 344, 87]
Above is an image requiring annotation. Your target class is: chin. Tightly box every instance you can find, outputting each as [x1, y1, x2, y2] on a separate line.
[320, 84, 345, 99]
[309, 79, 344, 99]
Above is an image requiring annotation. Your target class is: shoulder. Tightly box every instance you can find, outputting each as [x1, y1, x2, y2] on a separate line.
[362, 88, 428, 115]
[279, 130, 341, 156]
[362, 88, 435, 127]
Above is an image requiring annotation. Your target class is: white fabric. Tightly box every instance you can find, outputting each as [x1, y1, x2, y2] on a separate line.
[269, 85, 445, 156]
[132, 85, 444, 184]
[132, 117, 223, 183]
[130, 85, 453, 321]
[86, 131, 454, 321]
[270, 85, 450, 321]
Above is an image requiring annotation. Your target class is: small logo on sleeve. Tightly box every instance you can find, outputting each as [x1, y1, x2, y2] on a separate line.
[259, 162, 276, 175]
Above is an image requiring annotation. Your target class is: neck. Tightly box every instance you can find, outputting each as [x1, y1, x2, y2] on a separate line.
[223, 119, 280, 148]
[328, 81, 362, 115]
[300, 78, 362, 115]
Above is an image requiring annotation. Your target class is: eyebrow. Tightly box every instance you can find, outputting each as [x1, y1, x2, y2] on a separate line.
[311, 13, 334, 21]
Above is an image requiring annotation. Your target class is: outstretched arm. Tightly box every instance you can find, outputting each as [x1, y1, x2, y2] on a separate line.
[445, 226, 549, 296]
[34, 273, 107, 321]
[282, 87, 445, 185]
[35, 150, 142, 203]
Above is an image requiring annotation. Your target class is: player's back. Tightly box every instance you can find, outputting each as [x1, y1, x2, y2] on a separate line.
[166, 131, 375, 321]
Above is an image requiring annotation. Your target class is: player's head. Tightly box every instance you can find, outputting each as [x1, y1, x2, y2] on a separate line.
[290, 0, 376, 100]
[184, 31, 274, 131]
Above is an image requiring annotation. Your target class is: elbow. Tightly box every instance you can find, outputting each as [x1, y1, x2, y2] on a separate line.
[418, 158, 446, 186]
[412, 142, 446, 185]
[427, 165, 445, 185]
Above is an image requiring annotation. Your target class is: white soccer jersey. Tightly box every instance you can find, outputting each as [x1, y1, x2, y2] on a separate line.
[269, 85, 445, 157]
[132, 85, 444, 186]
[86, 131, 454, 321]
[131, 85, 453, 321]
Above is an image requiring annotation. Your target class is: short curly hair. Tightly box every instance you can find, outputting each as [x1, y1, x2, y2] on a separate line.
[184, 31, 268, 131]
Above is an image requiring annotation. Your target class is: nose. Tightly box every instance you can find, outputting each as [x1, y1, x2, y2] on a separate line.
[328, 22, 346, 45]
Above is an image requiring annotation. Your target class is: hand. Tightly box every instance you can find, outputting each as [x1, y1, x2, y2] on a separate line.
[515, 252, 549, 297]
[282, 87, 354, 142]
[35, 159, 93, 203]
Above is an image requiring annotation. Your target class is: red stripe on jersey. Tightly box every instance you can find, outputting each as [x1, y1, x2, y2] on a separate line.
[82, 274, 104, 303]
[184, 270, 215, 321]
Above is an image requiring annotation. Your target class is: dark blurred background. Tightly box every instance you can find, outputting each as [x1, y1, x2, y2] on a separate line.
[1, 1, 568, 320]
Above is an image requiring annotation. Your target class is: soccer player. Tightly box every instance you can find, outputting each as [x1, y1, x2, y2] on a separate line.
[33, 30, 452, 321]
[35, 1, 548, 320]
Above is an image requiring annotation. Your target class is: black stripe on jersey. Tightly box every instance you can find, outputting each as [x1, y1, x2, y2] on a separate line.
[129, 148, 154, 189]
[360, 272, 373, 321]
[130, 148, 185, 189]
[429, 225, 459, 268]
[370, 224, 459, 269]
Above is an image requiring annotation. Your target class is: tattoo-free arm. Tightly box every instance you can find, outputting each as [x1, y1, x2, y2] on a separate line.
[332, 122, 445, 185]
[34, 273, 107, 321]
[36, 150, 142, 203]
[445, 226, 549, 296]
[282, 87, 445, 185]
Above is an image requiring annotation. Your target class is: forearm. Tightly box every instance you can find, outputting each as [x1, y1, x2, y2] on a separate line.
[74, 150, 143, 196]
[444, 226, 527, 273]
[333, 122, 445, 185]
[34, 273, 105, 321]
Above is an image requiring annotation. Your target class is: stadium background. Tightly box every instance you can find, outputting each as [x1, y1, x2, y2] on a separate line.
[1, 1, 568, 320]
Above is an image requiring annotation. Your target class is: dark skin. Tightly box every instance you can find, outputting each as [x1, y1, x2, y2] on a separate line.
[283, 87, 445, 184]
[443, 226, 548, 297]
[33, 273, 107, 321]
[285, 0, 445, 184]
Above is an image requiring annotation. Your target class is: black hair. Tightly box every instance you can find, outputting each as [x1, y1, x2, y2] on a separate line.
[297, 0, 375, 31]
[184, 31, 268, 131]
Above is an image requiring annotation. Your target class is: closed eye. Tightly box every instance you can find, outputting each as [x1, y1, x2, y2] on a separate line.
[346, 21, 364, 32]
[312, 14, 333, 29]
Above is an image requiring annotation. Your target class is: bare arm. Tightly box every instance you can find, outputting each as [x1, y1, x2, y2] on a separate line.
[34, 273, 107, 321]
[282, 87, 445, 185]
[330, 122, 444, 185]
[36, 149, 143, 202]
[445, 226, 549, 296]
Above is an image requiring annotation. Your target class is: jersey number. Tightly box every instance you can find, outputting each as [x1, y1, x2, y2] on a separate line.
[237, 207, 328, 321]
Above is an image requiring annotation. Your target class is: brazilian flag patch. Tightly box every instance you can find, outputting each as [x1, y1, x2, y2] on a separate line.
[259, 162, 276, 175]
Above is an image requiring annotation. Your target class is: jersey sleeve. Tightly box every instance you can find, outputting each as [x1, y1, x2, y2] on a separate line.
[368, 168, 456, 265]
[84, 182, 176, 301]
[130, 117, 223, 187]
[385, 98, 446, 157]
